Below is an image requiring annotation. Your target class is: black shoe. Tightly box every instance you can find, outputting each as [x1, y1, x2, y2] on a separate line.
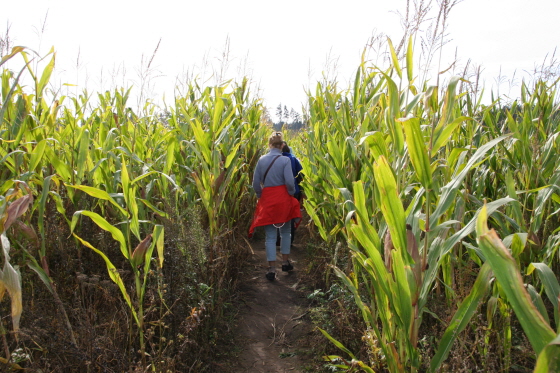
[281, 261, 294, 272]
[266, 268, 276, 281]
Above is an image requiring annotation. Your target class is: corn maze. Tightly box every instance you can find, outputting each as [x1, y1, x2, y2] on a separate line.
[1, 37, 560, 372]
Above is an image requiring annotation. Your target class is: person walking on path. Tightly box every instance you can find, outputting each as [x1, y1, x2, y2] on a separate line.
[249, 132, 301, 281]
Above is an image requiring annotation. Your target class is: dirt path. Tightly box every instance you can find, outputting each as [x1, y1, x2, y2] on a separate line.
[225, 238, 316, 372]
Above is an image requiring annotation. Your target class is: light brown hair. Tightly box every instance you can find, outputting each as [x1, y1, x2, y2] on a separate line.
[269, 131, 283, 148]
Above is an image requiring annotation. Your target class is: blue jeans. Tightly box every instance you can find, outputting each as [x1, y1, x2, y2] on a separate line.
[264, 223, 291, 262]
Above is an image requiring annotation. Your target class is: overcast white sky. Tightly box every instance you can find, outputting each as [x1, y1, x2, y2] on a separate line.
[2, 0, 560, 118]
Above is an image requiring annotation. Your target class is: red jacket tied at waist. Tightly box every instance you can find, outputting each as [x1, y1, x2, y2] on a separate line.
[248, 185, 301, 238]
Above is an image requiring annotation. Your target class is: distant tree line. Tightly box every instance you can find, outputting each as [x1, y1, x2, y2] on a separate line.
[273, 103, 306, 131]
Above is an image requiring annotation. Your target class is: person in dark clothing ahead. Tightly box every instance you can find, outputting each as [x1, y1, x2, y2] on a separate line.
[281, 141, 303, 202]
[249, 132, 301, 281]
[276, 141, 303, 246]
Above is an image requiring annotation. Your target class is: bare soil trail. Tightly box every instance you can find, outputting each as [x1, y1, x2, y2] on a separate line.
[222, 236, 317, 373]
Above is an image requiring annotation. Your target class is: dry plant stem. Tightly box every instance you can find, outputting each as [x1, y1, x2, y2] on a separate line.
[1, 321, 9, 361]
[51, 283, 78, 347]
[269, 314, 278, 347]
[157, 270, 165, 357]
[0, 22, 14, 58]
[134, 274, 146, 368]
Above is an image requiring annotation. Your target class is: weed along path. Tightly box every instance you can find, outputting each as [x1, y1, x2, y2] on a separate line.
[226, 237, 316, 372]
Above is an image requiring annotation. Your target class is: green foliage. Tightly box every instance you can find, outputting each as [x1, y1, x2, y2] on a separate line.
[0, 46, 269, 370]
[300, 36, 560, 372]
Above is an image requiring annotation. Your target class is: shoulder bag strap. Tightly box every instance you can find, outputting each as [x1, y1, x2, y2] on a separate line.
[262, 155, 282, 185]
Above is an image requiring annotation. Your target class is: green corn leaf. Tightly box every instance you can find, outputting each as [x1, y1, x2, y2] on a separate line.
[212, 95, 225, 134]
[131, 171, 158, 185]
[355, 361, 376, 373]
[138, 229, 160, 302]
[120, 157, 140, 241]
[65, 184, 128, 217]
[37, 175, 57, 257]
[447, 147, 467, 171]
[476, 204, 555, 354]
[37, 49, 55, 99]
[405, 93, 422, 115]
[225, 142, 241, 169]
[434, 197, 515, 263]
[535, 333, 560, 373]
[318, 327, 357, 360]
[48, 191, 70, 225]
[527, 284, 551, 326]
[304, 202, 328, 242]
[430, 135, 510, 229]
[431, 116, 471, 154]
[333, 266, 374, 327]
[401, 117, 431, 189]
[0, 46, 25, 67]
[531, 173, 560, 234]
[505, 170, 526, 229]
[73, 233, 137, 324]
[71, 210, 129, 259]
[387, 37, 402, 79]
[26, 254, 54, 294]
[406, 35, 414, 83]
[510, 233, 527, 259]
[29, 139, 48, 172]
[115, 146, 142, 164]
[527, 263, 560, 329]
[374, 156, 408, 261]
[0, 151, 21, 171]
[430, 263, 493, 373]
[424, 85, 438, 113]
[380, 73, 405, 155]
[128, 186, 141, 241]
[187, 125, 212, 166]
[0, 63, 31, 132]
[323, 355, 346, 364]
[326, 134, 344, 171]
[349, 224, 391, 298]
[138, 228, 159, 275]
[353, 63, 362, 108]
[352, 180, 381, 251]
[21, 50, 36, 81]
[153, 224, 164, 269]
[436, 76, 462, 130]
[138, 198, 169, 218]
[390, 248, 413, 335]
[164, 136, 177, 175]
[121, 155, 130, 193]
[47, 151, 73, 182]
[76, 129, 90, 181]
